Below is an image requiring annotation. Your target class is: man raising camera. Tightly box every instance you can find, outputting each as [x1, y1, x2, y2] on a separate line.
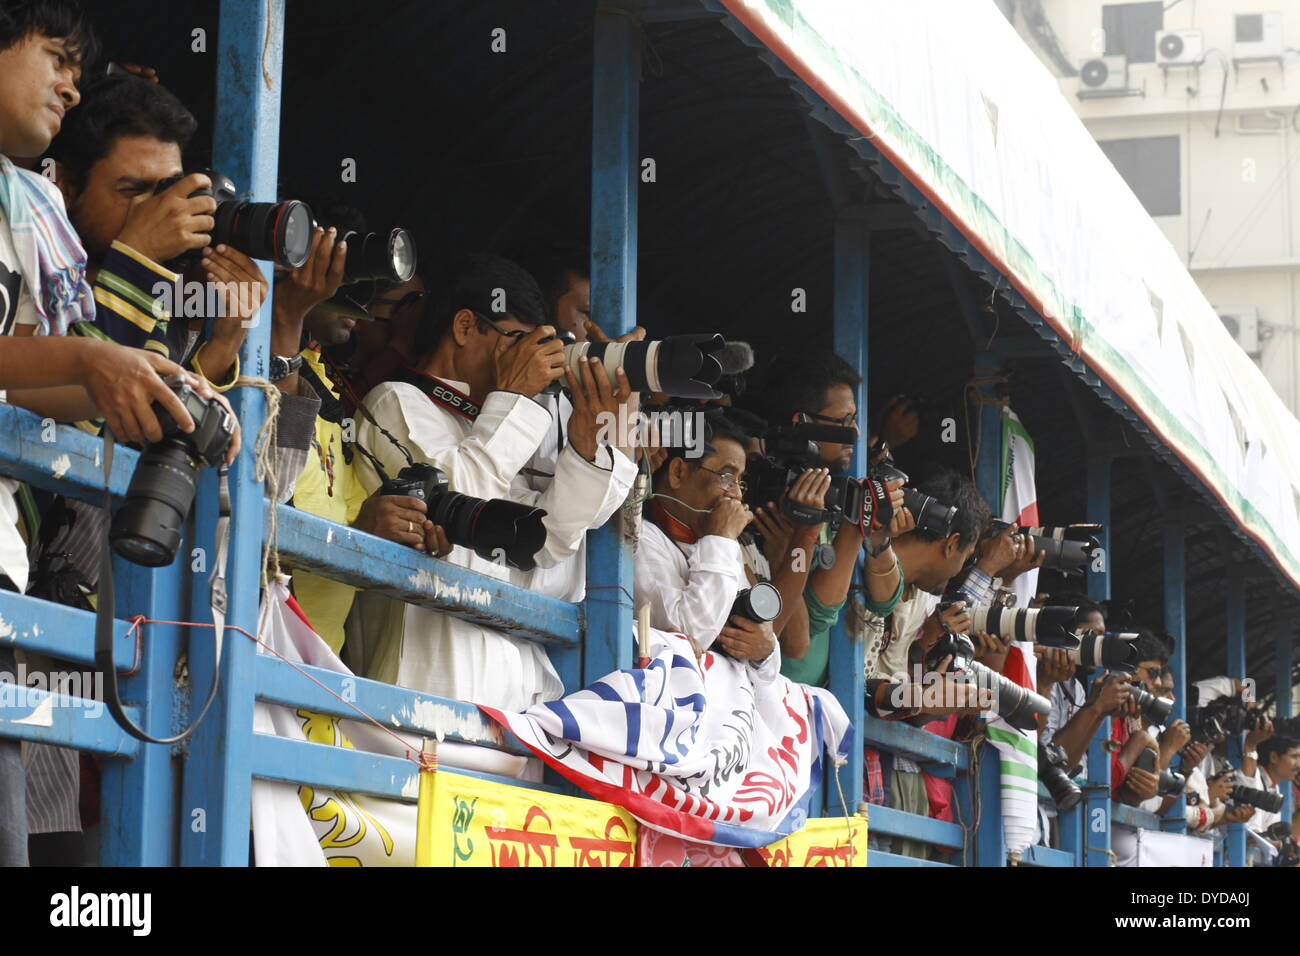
[347, 254, 637, 771]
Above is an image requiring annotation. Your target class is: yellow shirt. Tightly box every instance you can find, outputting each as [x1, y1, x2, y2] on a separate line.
[288, 349, 369, 653]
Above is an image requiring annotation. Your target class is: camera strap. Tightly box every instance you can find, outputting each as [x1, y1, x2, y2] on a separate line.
[94, 432, 227, 745]
[398, 367, 481, 422]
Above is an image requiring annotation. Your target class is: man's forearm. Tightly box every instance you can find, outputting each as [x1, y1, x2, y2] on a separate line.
[0, 336, 92, 389]
[769, 527, 817, 637]
[809, 522, 862, 605]
[7, 384, 97, 422]
[778, 598, 811, 658]
[1052, 703, 1107, 773]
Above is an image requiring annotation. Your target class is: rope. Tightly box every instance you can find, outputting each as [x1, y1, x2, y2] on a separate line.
[233, 375, 282, 585]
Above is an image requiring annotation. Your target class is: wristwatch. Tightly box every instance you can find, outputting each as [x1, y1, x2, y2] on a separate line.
[1244, 749, 1258, 761]
[269, 353, 304, 381]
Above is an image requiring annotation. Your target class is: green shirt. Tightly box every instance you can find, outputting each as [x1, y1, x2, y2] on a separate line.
[780, 527, 904, 687]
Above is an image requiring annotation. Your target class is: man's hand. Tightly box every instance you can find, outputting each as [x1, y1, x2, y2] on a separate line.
[922, 601, 970, 642]
[1245, 715, 1274, 751]
[352, 493, 430, 551]
[999, 533, 1046, 584]
[82, 342, 197, 445]
[717, 616, 775, 662]
[974, 630, 1010, 671]
[917, 654, 986, 715]
[202, 245, 269, 328]
[889, 503, 915, 538]
[584, 320, 646, 344]
[119, 63, 160, 83]
[1160, 720, 1192, 759]
[753, 502, 796, 565]
[1085, 672, 1133, 715]
[1180, 739, 1210, 771]
[1123, 766, 1160, 801]
[1222, 804, 1254, 825]
[703, 497, 752, 540]
[116, 172, 216, 264]
[272, 226, 347, 326]
[1207, 772, 1234, 806]
[1034, 645, 1074, 687]
[565, 358, 635, 462]
[424, 523, 453, 558]
[493, 324, 566, 397]
[879, 395, 919, 449]
[976, 524, 1022, 577]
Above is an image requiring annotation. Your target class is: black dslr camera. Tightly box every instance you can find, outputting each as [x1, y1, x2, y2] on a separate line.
[1132, 747, 1186, 795]
[1039, 741, 1082, 810]
[110, 376, 236, 566]
[379, 463, 548, 571]
[154, 168, 314, 269]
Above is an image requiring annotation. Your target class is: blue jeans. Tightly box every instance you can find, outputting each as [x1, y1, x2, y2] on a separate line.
[0, 646, 27, 866]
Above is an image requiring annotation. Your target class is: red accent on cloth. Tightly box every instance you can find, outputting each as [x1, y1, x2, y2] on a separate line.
[650, 500, 698, 544]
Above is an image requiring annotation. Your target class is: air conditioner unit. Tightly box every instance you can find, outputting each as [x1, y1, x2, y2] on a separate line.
[1078, 55, 1128, 96]
[1156, 29, 1204, 66]
[1217, 306, 1261, 355]
[1234, 11, 1283, 60]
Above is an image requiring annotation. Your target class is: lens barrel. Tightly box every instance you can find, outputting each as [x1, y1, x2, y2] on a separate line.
[563, 334, 725, 399]
[110, 440, 201, 566]
[342, 227, 417, 284]
[731, 583, 783, 623]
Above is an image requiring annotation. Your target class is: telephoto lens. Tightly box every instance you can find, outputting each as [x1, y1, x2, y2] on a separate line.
[154, 169, 314, 268]
[924, 633, 1051, 731]
[1023, 524, 1103, 576]
[1128, 684, 1174, 724]
[562, 333, 725, 399]
[341, 227, 417, 284]
[1228, 783, 1285, 813]
[902, 487, 956, 537]
[110, 379, 236, 566]
[1039, 742, 1082, 810]
[731, 582, 783, 624]
[966, 604, 1082, 649]
[378, 463, 548, 571]
[1070, 631, 1139, 669]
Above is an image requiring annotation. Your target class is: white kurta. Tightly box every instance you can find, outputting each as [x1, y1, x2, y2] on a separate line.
[346, 379, 636, 714]
[633, 520, 780, 684]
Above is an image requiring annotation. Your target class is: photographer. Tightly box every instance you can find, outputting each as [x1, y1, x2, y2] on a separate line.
[753, 351, 906, 688]
[347, 254, 637, 736]
[267, 209, 453, 653]
[634, 412, 777, 672]
[1109, 633, 1176, 807]
[1242, 732, 1300, 842]
[0, 0, 239, 867]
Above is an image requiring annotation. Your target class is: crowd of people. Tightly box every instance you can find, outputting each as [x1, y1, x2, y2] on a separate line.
[0, 0, 1295, 868]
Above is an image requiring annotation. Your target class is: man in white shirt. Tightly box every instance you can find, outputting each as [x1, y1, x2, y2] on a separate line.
[1243, 733, 1300, 844]
[347, 254, 637, 773]
[633, 412, 777, 675]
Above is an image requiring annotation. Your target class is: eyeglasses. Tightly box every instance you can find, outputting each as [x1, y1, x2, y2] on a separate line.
[801, 409, 858, 429]
[474, 311, 527, 339]
[694, 463, 746, 494]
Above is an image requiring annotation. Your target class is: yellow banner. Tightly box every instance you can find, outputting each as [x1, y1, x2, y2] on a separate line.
[751, 817, 868, 867]
[416, 768, 638, 867]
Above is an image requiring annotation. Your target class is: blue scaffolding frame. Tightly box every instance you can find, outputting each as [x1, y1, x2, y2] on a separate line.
[0, 0, 1290, 866]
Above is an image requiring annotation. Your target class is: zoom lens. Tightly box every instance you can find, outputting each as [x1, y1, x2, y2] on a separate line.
[968, 605, 1082, 649]
[341, 227, 417, 284]
[429, 492, 548, 572]
[109, 440, 200, 567]
[1072, 631, 1139, 669]
[563, 334, 725, 399]
[731, 583, 783, 623]
[1039, 742, 1083, 811]
[213, 199, 314, 267]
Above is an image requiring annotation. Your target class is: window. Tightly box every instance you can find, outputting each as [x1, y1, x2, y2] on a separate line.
[1236, 13, 1264, 44]
[1102, 2, 1164, 63]
[1098, 135, 1181, 216]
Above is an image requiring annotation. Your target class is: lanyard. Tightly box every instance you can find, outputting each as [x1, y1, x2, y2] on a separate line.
[400, 367, 481, 422]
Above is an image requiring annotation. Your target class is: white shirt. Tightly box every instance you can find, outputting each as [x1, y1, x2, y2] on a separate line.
[633, 520, 780, 684]
[346, 378, 636, 714]
[0, 203, 43, 591]
[1246, 764, 1284, 835]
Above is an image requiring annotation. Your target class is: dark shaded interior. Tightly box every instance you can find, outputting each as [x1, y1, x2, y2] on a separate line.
[80, 0, 1296, 688]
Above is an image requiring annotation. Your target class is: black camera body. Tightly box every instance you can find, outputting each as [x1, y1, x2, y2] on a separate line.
[154, 168, 313, 269]
[923, 630, 1051, 732]
[1228, 783, 1284, 814]
[378, 463, 548, 572]
[1133, 747, 1186, 795]
[110, 376, 236, 567]
[1039, 741, 1082, 810]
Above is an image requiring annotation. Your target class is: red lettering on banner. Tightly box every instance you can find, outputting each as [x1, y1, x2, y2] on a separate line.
[569, 817, 636, 867]
[485, 805, 559, 867]
[802, 843, 855, 867]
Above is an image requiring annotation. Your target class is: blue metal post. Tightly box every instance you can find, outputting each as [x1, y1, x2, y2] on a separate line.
[579, 5, 641, 687]
[1083, 453, 1113, 865]
[1277, 600, 1294, 823]
[179, 0, 282, 865]
[1225, 566, 1247, 867]
[827, 212, 868, 816]
[98, 558, 186, 865]
[971, 353, 1005, 866]
[1163, 516, 1187, 833]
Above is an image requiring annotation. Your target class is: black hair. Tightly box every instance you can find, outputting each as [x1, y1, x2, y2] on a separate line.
[906, 466, 989, 550]
[0, 0, 98, 67]
[527, 243, 589, 322]
[1132, 629, 1170, 665]
[46, 73, 195, 187]
[415, 254, 547, 357]
[1259, 734, 1300, 769]
[760, 349, 861, 422]
[651, 408, 749, 487]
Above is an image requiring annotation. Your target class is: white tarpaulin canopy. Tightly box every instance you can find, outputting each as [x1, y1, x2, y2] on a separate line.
[722, 0, 1300, 589]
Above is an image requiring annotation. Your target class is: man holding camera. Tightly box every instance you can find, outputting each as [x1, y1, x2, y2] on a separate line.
[346, 254, 637, 758]
[0, 0, 241, 867]
[1242, 731, 1299, 846]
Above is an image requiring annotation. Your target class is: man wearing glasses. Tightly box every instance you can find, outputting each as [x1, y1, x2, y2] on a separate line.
[634, 411, 778, 670]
